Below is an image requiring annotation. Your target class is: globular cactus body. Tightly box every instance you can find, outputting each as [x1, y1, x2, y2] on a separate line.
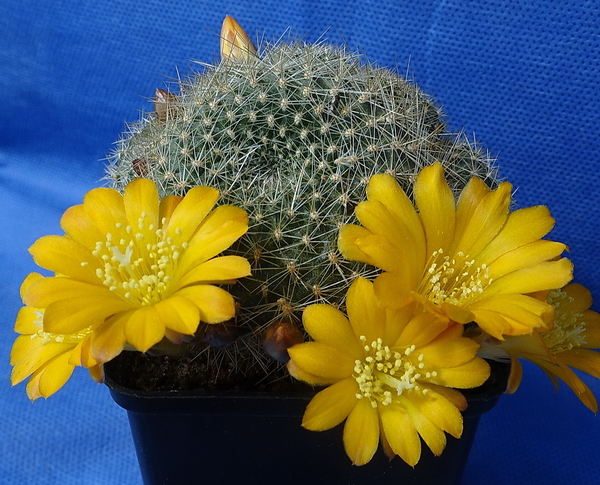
[107, 25, 497, 375]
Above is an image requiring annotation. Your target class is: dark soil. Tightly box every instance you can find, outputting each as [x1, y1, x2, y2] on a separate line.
[104, 347, 314, 394]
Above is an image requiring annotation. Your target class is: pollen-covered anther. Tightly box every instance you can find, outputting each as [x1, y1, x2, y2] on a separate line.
[92, 220, 187, 306]
[543, 289, 587, 352]
[421, 249, 493, 306]
[353, 337, 427, 408]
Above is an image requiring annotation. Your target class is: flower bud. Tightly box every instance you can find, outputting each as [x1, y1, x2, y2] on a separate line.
[132, 158, 148, 177]
[204, 320, 240, 349]
[262, 318, 304, 363]
[220, 15, 257, 62]
[153, 88, 176, 122]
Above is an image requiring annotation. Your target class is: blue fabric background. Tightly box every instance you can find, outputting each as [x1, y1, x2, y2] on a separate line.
[2, 1, 599, 483]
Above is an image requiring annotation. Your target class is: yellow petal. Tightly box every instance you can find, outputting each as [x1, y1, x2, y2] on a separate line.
[125, 306, 166, 352]
[399, 395, 447, 456]
[557, 349, 600, 381]
[91, 312, 129, 364]
[434, 357, 491, 389]
[82, 186, 127, 235]
[373, 272, 414, 310]
[36, 352, 76, 399]
[561, 283, 593, 314]
[451, 181, 511, 258]
[43, 296, 134, 334]
[301, 304, 363, 358]
[343, 397, 380, 465]
[485, 258, 573, 297]
[174, 285, 236, 324]
[470, 294, 553, 338]
[338, 224, 377, 265]
[11, 337, 73, 385]
[24, 371, 44, 401]
[154, 296, 201, 335]
[505, 355, 524, 394]
[355, 233, 411, 275]
[366, 173, 426, 269]
[60, 204, 105, 250]
[220, 15, 257, 62]
[180, 206, 249, 272]
[301, 378, 358, 431]
[454, 176, 492, 241]
[88, 364, 105, 384]
[29, 235, 100, 285]
[164, 185, 219, 242]
[488, 240, 567, 280]
[159, 194, 183, 223]
[355, 199, 421, 278]
[124, 178, 159, 233]
[23, 276, 112, 309]
[414, 162, 455, 256]
[379, 402, 421, 466]
[287, 358, 340, 386]
[20, 272, 44, 301]
[346, 278, 386, 347]
[394, 311, 449, 349]
[174, 255, 251, 290]
[410, 390, 463, 439]
[287, 342, 354, 380]
[14, 306, 42, 334]
[418, 325, 481, 368]
[476, 205, 556, 264]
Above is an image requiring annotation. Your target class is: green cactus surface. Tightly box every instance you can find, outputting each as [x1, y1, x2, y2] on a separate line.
[106, 36, 498, 385]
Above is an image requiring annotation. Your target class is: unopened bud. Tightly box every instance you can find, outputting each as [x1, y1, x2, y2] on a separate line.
[153, 88, 176, 122]
[204, 320, 240, 349]
[263, 318, 304, 363]
[132, 158, 148, 177]
[220, 15, 257, 62]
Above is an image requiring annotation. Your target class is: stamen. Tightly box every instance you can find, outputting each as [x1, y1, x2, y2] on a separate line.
[543, 289, 587, 352]
[353, 336, 435, 408]
[91, 219, 187, 306]
[420, 249, 492, 306]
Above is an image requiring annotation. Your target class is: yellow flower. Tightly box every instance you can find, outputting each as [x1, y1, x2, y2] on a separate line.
[11, 273, 103, 401]
[483, 283, 600, 412]
[287, 277, 490, 466]
[339, 162, 573, 340]
[21, 179, 251, 364]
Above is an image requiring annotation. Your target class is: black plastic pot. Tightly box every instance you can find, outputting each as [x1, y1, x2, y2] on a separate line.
[105, 360, 510, 485]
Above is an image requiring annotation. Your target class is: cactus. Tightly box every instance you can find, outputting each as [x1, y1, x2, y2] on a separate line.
[105, 18, 498, 385]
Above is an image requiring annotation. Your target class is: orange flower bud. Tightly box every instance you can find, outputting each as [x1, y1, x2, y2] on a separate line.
[220, 15, 257, 62]
[262, 318, 304, 363]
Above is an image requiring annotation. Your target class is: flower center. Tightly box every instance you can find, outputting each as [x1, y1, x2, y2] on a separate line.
[420, 249, 492, 306]
[91, 214, 188, 306]
[543, 289, 587, 353]
[353, 336, 435, 408]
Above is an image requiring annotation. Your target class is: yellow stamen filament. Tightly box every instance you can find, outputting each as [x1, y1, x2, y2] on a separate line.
[543, 289, 587, 353]
[90, 215, 187, 306]
[420, 249, 492, 306]
[353, 337, 435, 408]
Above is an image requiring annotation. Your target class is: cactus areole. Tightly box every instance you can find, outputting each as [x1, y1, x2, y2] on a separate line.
[105, 18, 498, 389]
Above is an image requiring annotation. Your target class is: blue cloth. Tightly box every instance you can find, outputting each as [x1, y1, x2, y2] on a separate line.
[2, 1, 599, 483]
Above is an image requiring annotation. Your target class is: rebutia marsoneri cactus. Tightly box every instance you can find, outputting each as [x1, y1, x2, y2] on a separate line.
[106, 16, 498, 378]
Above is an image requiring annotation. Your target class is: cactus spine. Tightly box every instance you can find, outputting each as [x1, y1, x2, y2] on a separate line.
[106, 18, 498, 381]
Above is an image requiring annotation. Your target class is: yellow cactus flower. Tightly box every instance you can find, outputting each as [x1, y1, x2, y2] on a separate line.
[11, 273, 103, 401]
[338, 162, 573, 340]
[20, 179, 251, 365]
[287, 277, 490, 466]
[482, 283, 600, 412]
[220, 15, 257, 62]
